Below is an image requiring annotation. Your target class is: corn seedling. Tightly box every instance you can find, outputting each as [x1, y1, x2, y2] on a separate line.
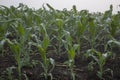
[63, 30, 79, 80]
[86, 49, 112, 80]
[75, 20, 86, 54]
[6, 22, 31, 80]
[14, 22, 33, 68]
[30, 23, 55, 79]
[55, 19, 64, 54]
[6, 39, 22, 80]
[88, 18, 97, 49]
[108, 13, 120, 38]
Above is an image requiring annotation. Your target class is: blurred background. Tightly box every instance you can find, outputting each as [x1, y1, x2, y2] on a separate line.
[0, 0, 120, 13]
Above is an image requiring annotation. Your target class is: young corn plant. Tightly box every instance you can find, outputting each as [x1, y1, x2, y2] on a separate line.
[102, 5, 117, 39]
[30, 23, 55, 79]
[81, 15, 98, 50]
[6, 39, 22, 80]
[86, 49, 112, 80]
[108, 13, 120, 38]
[63, 30, 79, 80]
[75, 20, 86, 54]
[0, 16, 17, 56]
[55, 19, 64, 54]
[88, 19, 97, 49]
[6, 22, 31, 80]
[13, 22, 32, 66]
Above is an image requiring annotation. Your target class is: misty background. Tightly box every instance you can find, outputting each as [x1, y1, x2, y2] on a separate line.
[0, 0, 120, 13]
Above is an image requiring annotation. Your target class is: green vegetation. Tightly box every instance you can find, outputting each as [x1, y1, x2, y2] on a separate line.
[0, 3, 120, 80]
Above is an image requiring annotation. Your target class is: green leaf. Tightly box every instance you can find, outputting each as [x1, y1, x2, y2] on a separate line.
[38, 45, 45, 54]
[43, 37, 49, 50]
[46, 3, 54, 11]
[107, 40, 120, 47]
[77, 21, 86, 36]
[68, 48, 75, 59]
[56, 19, 63, 28]
[89, 20, 96, 37]
[97, 71, 103, 79]
[73, 44, 79, 51]
[40, 23, 50, 50]
[17, 23, 25, 37]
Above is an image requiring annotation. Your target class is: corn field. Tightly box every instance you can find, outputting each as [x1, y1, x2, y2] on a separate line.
[0, 3, 120, 80]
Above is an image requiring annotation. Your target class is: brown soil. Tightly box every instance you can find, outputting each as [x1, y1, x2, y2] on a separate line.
[0, 52, 120, 80]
